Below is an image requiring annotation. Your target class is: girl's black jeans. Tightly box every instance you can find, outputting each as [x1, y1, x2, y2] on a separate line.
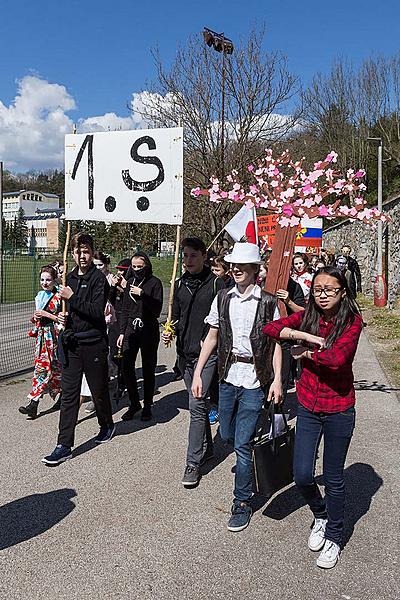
[293, 403, 355, 546]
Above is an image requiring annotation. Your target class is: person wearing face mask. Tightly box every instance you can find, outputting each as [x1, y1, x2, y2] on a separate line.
[117, 253, 163, 422]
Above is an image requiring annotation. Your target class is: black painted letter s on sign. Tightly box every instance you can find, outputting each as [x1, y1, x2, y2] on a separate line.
[122, 136, 165, 192]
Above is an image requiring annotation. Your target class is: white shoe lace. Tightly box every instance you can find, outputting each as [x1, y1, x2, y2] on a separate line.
[321, 540, 340, 560]
[311, 518, 327, 537]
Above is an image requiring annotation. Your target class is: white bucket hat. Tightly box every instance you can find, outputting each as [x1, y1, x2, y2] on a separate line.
[224, 242, 263, 265]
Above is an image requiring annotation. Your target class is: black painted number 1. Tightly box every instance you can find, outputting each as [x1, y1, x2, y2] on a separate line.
[71, 134, 94, 209]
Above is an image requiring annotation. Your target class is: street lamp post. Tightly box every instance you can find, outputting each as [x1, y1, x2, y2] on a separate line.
[202, 28, 234, 182]
[367, 136, 387, 306]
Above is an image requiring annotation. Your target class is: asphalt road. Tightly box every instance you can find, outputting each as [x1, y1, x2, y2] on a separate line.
[0, 332, 398, 599]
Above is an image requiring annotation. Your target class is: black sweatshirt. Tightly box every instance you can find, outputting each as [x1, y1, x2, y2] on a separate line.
[172, 267, 224, 361]
[66, 263, 109, 334]
[119, 275, 163, 334]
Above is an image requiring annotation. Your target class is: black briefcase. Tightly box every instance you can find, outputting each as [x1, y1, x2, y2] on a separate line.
[252, 402, 295, 497]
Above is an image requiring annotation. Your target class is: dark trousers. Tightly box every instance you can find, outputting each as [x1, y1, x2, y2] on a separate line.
[108, 320, 121, 379]
[293, 403, 355, 546]
[122, 327, 160, 407]
[58, 338, 113, 447]
[181, 355, 217, 466]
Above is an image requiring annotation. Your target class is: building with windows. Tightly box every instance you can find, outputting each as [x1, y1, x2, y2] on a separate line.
[26, 214, 61, 250]
[2, 191, 62, 250]
[2, 190, 60, 222]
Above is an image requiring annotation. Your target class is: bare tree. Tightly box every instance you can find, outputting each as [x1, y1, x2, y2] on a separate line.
[302, 55, 400, 173]
[132, 26, 301, 239]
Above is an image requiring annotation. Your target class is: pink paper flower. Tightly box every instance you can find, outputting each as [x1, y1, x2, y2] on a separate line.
[325, 151, 338, 163]
[209, 192, 220, 203]
[354, 170, 365, 178]
[319, 205, 329, 216]
[282, 204, 294, 216]
[278, 216, 291, 227]
[308, 169, 324, 183]
[289, 215, 301, 227]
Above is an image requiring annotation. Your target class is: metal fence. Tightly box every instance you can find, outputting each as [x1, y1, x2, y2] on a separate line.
[0, 250, 174, 379]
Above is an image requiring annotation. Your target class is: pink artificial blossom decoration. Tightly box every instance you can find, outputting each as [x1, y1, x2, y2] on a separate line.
[191, 148, 388, 228]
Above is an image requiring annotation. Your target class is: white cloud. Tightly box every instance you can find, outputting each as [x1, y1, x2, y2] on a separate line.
[79, 112, 135, 133]
[0, 77, 296, 172]
[0, 76, 75, 171]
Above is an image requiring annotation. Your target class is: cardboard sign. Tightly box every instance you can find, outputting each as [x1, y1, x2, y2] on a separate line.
[65, 128, 183, 224]
[257, 215, 279, 247]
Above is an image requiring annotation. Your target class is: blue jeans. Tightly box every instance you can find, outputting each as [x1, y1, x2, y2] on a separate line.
[219, 382, 265, 503]
[294, 403, 355, 546]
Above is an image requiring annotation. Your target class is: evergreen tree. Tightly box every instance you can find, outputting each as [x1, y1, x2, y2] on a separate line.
[14, 208, 28, 249]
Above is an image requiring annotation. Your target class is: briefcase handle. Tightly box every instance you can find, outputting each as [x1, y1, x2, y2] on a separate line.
[253, 400, 290, 453]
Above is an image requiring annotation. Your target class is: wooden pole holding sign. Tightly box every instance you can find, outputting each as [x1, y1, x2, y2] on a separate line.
[167, 224, 181, 323]
[61, 124, 76, 315]
[264, 224, 297, 317]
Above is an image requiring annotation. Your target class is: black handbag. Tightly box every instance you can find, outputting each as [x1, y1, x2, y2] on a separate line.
[252, 401, 295, 497]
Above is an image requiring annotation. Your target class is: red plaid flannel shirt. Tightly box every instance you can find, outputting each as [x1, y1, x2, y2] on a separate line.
[263, 311, 363, 413]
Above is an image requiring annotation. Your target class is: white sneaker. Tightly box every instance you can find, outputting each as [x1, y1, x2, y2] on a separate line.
[308, 518, 328, 551]
[316, 540, 341, 569]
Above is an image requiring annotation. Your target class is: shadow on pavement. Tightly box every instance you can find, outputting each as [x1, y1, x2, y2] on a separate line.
[261, 462, 383, 546]
[201, 429, 234, 476]
[0, 488, 77, 550]
[354, 379, 400, 394]
[342, 462, 383, 547]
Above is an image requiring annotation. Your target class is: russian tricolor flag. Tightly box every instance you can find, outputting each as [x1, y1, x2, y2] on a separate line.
[295, 218, 323, 249]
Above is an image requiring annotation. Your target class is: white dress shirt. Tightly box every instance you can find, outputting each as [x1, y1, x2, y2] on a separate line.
[205, 284, 280, 389]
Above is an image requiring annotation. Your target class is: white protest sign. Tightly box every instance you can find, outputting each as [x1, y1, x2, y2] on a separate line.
[65, 127, 183, 224]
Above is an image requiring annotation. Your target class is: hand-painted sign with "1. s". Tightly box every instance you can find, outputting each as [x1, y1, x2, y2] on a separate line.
[65, 127, 183, 224]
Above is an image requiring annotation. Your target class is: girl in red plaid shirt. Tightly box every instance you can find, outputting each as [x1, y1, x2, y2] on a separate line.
[263, 266, 363, 570]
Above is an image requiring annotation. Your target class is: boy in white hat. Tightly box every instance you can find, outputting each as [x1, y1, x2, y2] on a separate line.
[192, 242, 282, 532]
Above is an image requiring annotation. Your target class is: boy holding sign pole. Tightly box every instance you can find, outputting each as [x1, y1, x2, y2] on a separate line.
[162, 237, 224, 487]
[42, 232, 115, 465]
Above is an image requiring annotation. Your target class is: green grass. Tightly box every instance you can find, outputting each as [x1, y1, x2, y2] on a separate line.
[1, 254, 175, 303]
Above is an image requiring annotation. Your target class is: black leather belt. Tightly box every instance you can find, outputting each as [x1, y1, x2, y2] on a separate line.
[229, 353, 254, 364]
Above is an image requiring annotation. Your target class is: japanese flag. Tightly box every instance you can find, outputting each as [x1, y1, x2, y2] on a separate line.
[224, 205, 258, 244]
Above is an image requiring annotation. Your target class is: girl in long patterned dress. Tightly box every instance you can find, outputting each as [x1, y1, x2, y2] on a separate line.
[19, 266, 62, 420]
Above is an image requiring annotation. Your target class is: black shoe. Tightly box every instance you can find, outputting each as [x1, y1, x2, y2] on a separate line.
[181, 464, 201, 488]
[95, 424, 116, 444]
[121, 404, 141, 421]
[141, 407, 153, 421]
[19, 400, 38, 419]
[42, 444, 72, 465]
[173, 373, 183, 381]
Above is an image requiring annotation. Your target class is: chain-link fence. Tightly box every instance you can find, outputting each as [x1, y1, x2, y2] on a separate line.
[0, 250, 174, 379]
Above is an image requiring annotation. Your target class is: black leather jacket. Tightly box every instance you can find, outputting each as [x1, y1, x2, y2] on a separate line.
[217, 287, 277, 387]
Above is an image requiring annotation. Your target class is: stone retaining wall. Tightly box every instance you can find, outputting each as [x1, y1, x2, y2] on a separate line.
[322, 195, 400, 307]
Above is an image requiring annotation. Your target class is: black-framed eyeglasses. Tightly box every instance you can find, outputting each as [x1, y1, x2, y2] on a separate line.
[312, 287, 343, 297]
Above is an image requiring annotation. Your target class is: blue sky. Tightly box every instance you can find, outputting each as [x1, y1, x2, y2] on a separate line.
[1, 0, 399, 170]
